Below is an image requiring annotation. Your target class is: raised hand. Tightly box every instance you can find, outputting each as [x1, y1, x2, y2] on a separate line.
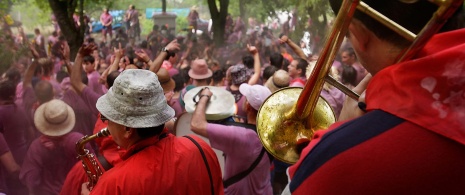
[78, 43, 97, 57]
[113, 43, 124, 59]
[165, 39, 180, 53]
[247, 44, 258, 55]
[279, 35, 289, 44]
[134, 49, 150, 63]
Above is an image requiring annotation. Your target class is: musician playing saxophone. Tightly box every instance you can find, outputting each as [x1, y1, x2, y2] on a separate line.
[287, 0, 465, 194]
[80, 69, 223, 194]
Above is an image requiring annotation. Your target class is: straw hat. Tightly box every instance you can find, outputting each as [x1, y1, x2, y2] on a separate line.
[34, 99, 75, 136]
[157, 68, 175, 93]
[188, 59, 213, 80]
[184, 86, 236, 120]
[265, 70, 290, 93]
[96, 69, 174, 128]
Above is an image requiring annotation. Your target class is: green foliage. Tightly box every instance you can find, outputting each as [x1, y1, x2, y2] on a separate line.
[11, 0, 51, 32]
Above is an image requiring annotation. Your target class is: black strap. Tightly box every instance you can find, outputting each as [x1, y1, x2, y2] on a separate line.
[184, 136, 214, 195]
[223, 147, 266, 188]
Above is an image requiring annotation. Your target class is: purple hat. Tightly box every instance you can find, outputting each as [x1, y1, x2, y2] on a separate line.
[230, 64, 252, 85]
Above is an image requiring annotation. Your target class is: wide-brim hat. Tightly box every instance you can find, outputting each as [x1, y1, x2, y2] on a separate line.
[96, 69, 175, 128]
[189, 59, 213, 80]
[264, 70, 290, 93]
[184, 86, 236, 120]
[34, 99, 75, 137]
[157, 68, 175, 93]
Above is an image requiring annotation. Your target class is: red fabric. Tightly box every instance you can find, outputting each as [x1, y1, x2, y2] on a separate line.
[60, 115, 123, 195]
[366, 28, 465, 145]
[289, 28, 465, 194]
[90, 134, 224, 195]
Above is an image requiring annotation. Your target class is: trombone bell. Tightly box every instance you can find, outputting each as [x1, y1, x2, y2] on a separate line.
[257, 87, 336, 164]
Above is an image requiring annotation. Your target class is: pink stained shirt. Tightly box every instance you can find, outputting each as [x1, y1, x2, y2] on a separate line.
[207, 123, 272, 195]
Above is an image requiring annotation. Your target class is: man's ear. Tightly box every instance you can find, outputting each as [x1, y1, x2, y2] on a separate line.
[124, 127, 135, 139]
[348, 21, 371, 52]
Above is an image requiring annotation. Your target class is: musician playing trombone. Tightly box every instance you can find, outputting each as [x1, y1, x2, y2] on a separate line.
[287, 0, 465, 194]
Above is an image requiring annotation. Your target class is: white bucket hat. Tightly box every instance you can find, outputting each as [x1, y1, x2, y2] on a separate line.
[34, 99, 75, 136]
[239, 84, 272, 111]
[184, 86, 236, 120]
[96, 69, 175, 128]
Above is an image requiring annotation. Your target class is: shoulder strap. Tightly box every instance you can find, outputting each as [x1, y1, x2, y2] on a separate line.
[184, 136, 214, 195]
[223, 147, 266, 188]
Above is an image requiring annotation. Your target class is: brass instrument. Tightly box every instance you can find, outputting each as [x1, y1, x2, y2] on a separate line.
[76, 128, 111, 190]
[257, 0, 463, 164]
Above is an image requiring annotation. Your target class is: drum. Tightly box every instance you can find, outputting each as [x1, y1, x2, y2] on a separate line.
[174, 112, 225, 174]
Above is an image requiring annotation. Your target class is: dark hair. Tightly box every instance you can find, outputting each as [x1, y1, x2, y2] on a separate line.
[5, 68, 21, 84]
[342, 47, 356, 60]
[136, 124, 165, 138]
[56, 71, 69, 83]
[172, 73, 185, 92]
[263, 65, 277, 81]
[242, 55, 254, 69]
[341, 65, 357, 87]
[107, 71, 120, 88]
[83, 55, 95, 64]
[153, 25, 160, 31]
[296, 58, 308, 77]
[34, 80, 54, 104]
[329, 0, 465, 48]
[81, 71, 89, 85]
[0, 80, 16, 101]
[212, 69, 225, 85]
[270, 53, 284, 69]
[140, 41, 148, 49]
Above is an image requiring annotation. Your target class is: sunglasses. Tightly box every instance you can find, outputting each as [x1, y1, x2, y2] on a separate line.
[100, 114, 108, 122]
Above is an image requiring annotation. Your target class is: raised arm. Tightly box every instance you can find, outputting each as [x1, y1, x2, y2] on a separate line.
[71, 43, 97, 94]
[23, 44, 40, 89]
[144, 39, 180, 73]
[247, 44, 261, 85]
[109, 43, 124, 73]
[280, 35, 307, 60]
[191, 88, 212, 138]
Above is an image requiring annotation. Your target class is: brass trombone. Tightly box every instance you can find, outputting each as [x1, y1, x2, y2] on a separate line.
[257, 0, 463, 164]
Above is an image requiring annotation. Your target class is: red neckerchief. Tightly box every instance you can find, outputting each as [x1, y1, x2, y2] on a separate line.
[367, 28, 465, 145]
[119, 128, 170, 160]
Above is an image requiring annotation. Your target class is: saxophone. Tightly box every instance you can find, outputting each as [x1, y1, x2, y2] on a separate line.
[75, 128, 111, 190]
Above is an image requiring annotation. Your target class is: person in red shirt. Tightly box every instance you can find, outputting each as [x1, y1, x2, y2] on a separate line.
[287, 1, 465, 194]
[80, 69, 223, 194]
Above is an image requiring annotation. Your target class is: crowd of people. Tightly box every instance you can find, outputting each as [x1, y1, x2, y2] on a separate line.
[1, 0, 465, 194]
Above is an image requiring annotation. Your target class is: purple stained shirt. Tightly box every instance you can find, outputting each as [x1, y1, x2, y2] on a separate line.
[207, 123, 273, 195]
[320, 87, 346, 120]
[62, 89, 97, 136]
[0, 133, 10, 194]
[100, 13, 113, 25]
[19, 132, 92, 195]
[80, 86, 102, 116]
[87, 71, 105, 96]
[0, 104, 31, 165]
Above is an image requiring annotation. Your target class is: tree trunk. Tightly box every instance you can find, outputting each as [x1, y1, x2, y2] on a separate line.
[208, 0, 229, 46]
[48, 0, 84, 60]
[162, 0, 167, 13]
[239, 0, 246, 28]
